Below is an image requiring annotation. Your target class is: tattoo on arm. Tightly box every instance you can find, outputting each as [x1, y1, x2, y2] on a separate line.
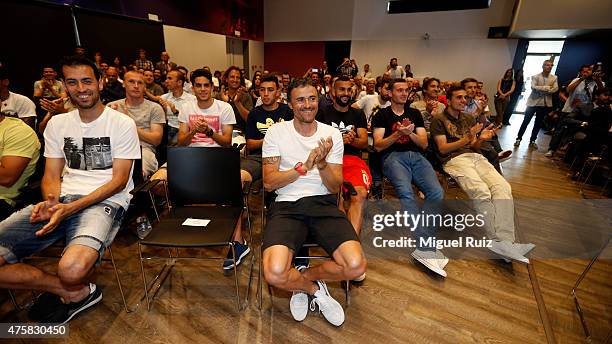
[262, 156, 280, 165]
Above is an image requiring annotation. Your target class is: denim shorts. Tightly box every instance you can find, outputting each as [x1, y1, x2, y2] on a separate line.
[0, 195, 125, 265]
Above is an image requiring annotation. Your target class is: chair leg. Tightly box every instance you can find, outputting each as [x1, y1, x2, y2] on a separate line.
[257, 245, 263, 310]
[107, 246, 130, 313]
[138, 243, 151, 311]
[231, 243, 241, 311]
[345, 280, 350, 307]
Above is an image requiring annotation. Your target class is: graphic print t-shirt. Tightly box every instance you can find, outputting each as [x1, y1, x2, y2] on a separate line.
[43, 108, 141, 209]
[316, 105, 367, 156]
[354, 94, 390, 124]
[371, 106, 425, 154]
[245, 103, 293, 155]
[178, 99, 236, 147]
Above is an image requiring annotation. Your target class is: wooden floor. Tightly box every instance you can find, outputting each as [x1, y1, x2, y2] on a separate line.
[1, 114, 611, 344]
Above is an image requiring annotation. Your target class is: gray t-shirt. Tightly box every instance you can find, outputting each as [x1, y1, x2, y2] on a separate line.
[107, 98, 166, 152]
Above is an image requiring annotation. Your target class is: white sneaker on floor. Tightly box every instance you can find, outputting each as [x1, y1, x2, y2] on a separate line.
[290, 266, 309, 321]
[513, 242, 536, 256]
[544, 150, 554, 157]
[310, 280, 345, 326]
[290, 291, 309, 322]
[434, 250, 449, 269]
[489, 240, 530, 264]
[412, 249, 447, 277]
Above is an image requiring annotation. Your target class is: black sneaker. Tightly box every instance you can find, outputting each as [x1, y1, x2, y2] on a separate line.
[30, 284, 103, 324]
[28, 292, 65, 322]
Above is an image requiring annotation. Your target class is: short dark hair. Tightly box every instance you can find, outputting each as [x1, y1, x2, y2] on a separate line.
[333, 75, 352, 88]
[579, 64, 593, 72]
[422, 77, 440, 91]
[260, 75, 279, 88]
[190, 68, 213, 85]
[377, 79, 390, 92]
[387, 78, 408, 91]
[287, 78, 314, 102]
[447, 85, 465, 99]
[59, 55, 100, 80]
[460, 77, 478, 89]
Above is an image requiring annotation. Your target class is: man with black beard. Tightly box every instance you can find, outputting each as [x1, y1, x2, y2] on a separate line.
[317, 77, 370, 253]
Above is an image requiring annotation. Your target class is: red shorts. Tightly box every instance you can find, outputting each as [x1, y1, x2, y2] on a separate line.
[342, 155, 372, 191]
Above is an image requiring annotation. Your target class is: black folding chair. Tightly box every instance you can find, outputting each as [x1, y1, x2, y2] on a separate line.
[138, 147, 251, 311]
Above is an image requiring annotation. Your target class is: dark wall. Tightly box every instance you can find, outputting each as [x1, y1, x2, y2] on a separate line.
[264, 42, 326, 77]
[556, 39, 612, 87]
[325, 41, 352, 75]
[74, 7, 165, 68]
[45, 0, 264, 41]
[0, 1, 76, 96]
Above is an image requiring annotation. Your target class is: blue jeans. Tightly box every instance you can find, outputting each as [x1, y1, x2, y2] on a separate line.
[0, 195, 124, 264]
[382, 151, 444, 250]
[517, 106, 550, 142]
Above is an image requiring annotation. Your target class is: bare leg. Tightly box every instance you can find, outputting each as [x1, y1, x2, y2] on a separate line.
[263, 245, 319, 295]
[346, 186, 367, 235]
[302, 241, 366, 282]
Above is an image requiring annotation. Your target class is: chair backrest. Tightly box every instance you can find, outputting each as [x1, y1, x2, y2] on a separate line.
[167, 146, 243, 207]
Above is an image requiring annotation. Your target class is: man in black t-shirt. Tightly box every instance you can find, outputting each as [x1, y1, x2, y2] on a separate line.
[317, 76, 371, 240]
[372, 79, 447, 277]
[245, 75, 293, 180]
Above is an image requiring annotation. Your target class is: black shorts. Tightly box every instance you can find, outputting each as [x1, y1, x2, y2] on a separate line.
[240, 155, 262, 181]
[263, 194, 359, 255]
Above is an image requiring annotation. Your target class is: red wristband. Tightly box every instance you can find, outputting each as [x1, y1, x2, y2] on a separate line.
[294, 162, 307, 176]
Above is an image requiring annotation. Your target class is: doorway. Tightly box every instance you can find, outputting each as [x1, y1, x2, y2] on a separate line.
[514, 40, 564, 113]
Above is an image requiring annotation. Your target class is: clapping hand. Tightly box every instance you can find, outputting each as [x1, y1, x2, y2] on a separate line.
[479, 124, 496, 140]
[314, 137, 334, 169]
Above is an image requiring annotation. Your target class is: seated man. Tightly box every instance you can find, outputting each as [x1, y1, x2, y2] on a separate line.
[108, 71, 165, 177]
[430, 86, 534, 263]
[372, 78, 447, 277]
[33, 66, 67, 123]
[262, 78, 366, 326]
[0, 111, 41, 220]
[0, 67, 37, 129]
[100, 67, 125, 104]
[317, 76, 370, 241]
[155, 69, 251, 270]
[545, 87, 610, 157]
[143, 70, 165, 101]
[245, 75, 293, 180]
[159, 69, 196, 145]
[410, 77, 445, 133]
[0, 55, 140, 324]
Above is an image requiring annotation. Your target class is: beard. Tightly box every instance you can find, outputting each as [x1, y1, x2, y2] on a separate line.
[334, 95, 350, 107]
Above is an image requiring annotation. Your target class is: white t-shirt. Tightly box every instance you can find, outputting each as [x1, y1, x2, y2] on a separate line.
[161, 91, 196, 128]
[262, 120, 343, 202]
[354, 94, 390, 123]
[178, 99, 236, 147]
[43, 107, 141, 210]
[1, 92, 36, 118]
[356, 90, 377, 101]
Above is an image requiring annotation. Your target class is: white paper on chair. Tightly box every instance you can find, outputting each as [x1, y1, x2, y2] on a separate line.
[182, 218, 211, 227]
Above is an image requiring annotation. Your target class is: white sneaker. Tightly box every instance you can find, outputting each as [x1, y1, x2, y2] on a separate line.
[489, 240, 530, 264]
[290, 291, 309, 322]
[310, 280, 345, 326]
[544, 150, 554, 157]
[513, 242, 536, 256]
[411, 249, 447, 277]
[290, 266, 309, 322]
[434, 250, 449, 269]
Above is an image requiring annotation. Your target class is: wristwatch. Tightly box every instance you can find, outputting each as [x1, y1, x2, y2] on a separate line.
[294, 162, 307, 176]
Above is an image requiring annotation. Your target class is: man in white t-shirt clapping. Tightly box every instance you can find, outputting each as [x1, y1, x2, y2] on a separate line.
[0, 55, 141, 324]
[261, 78, 366, 327]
